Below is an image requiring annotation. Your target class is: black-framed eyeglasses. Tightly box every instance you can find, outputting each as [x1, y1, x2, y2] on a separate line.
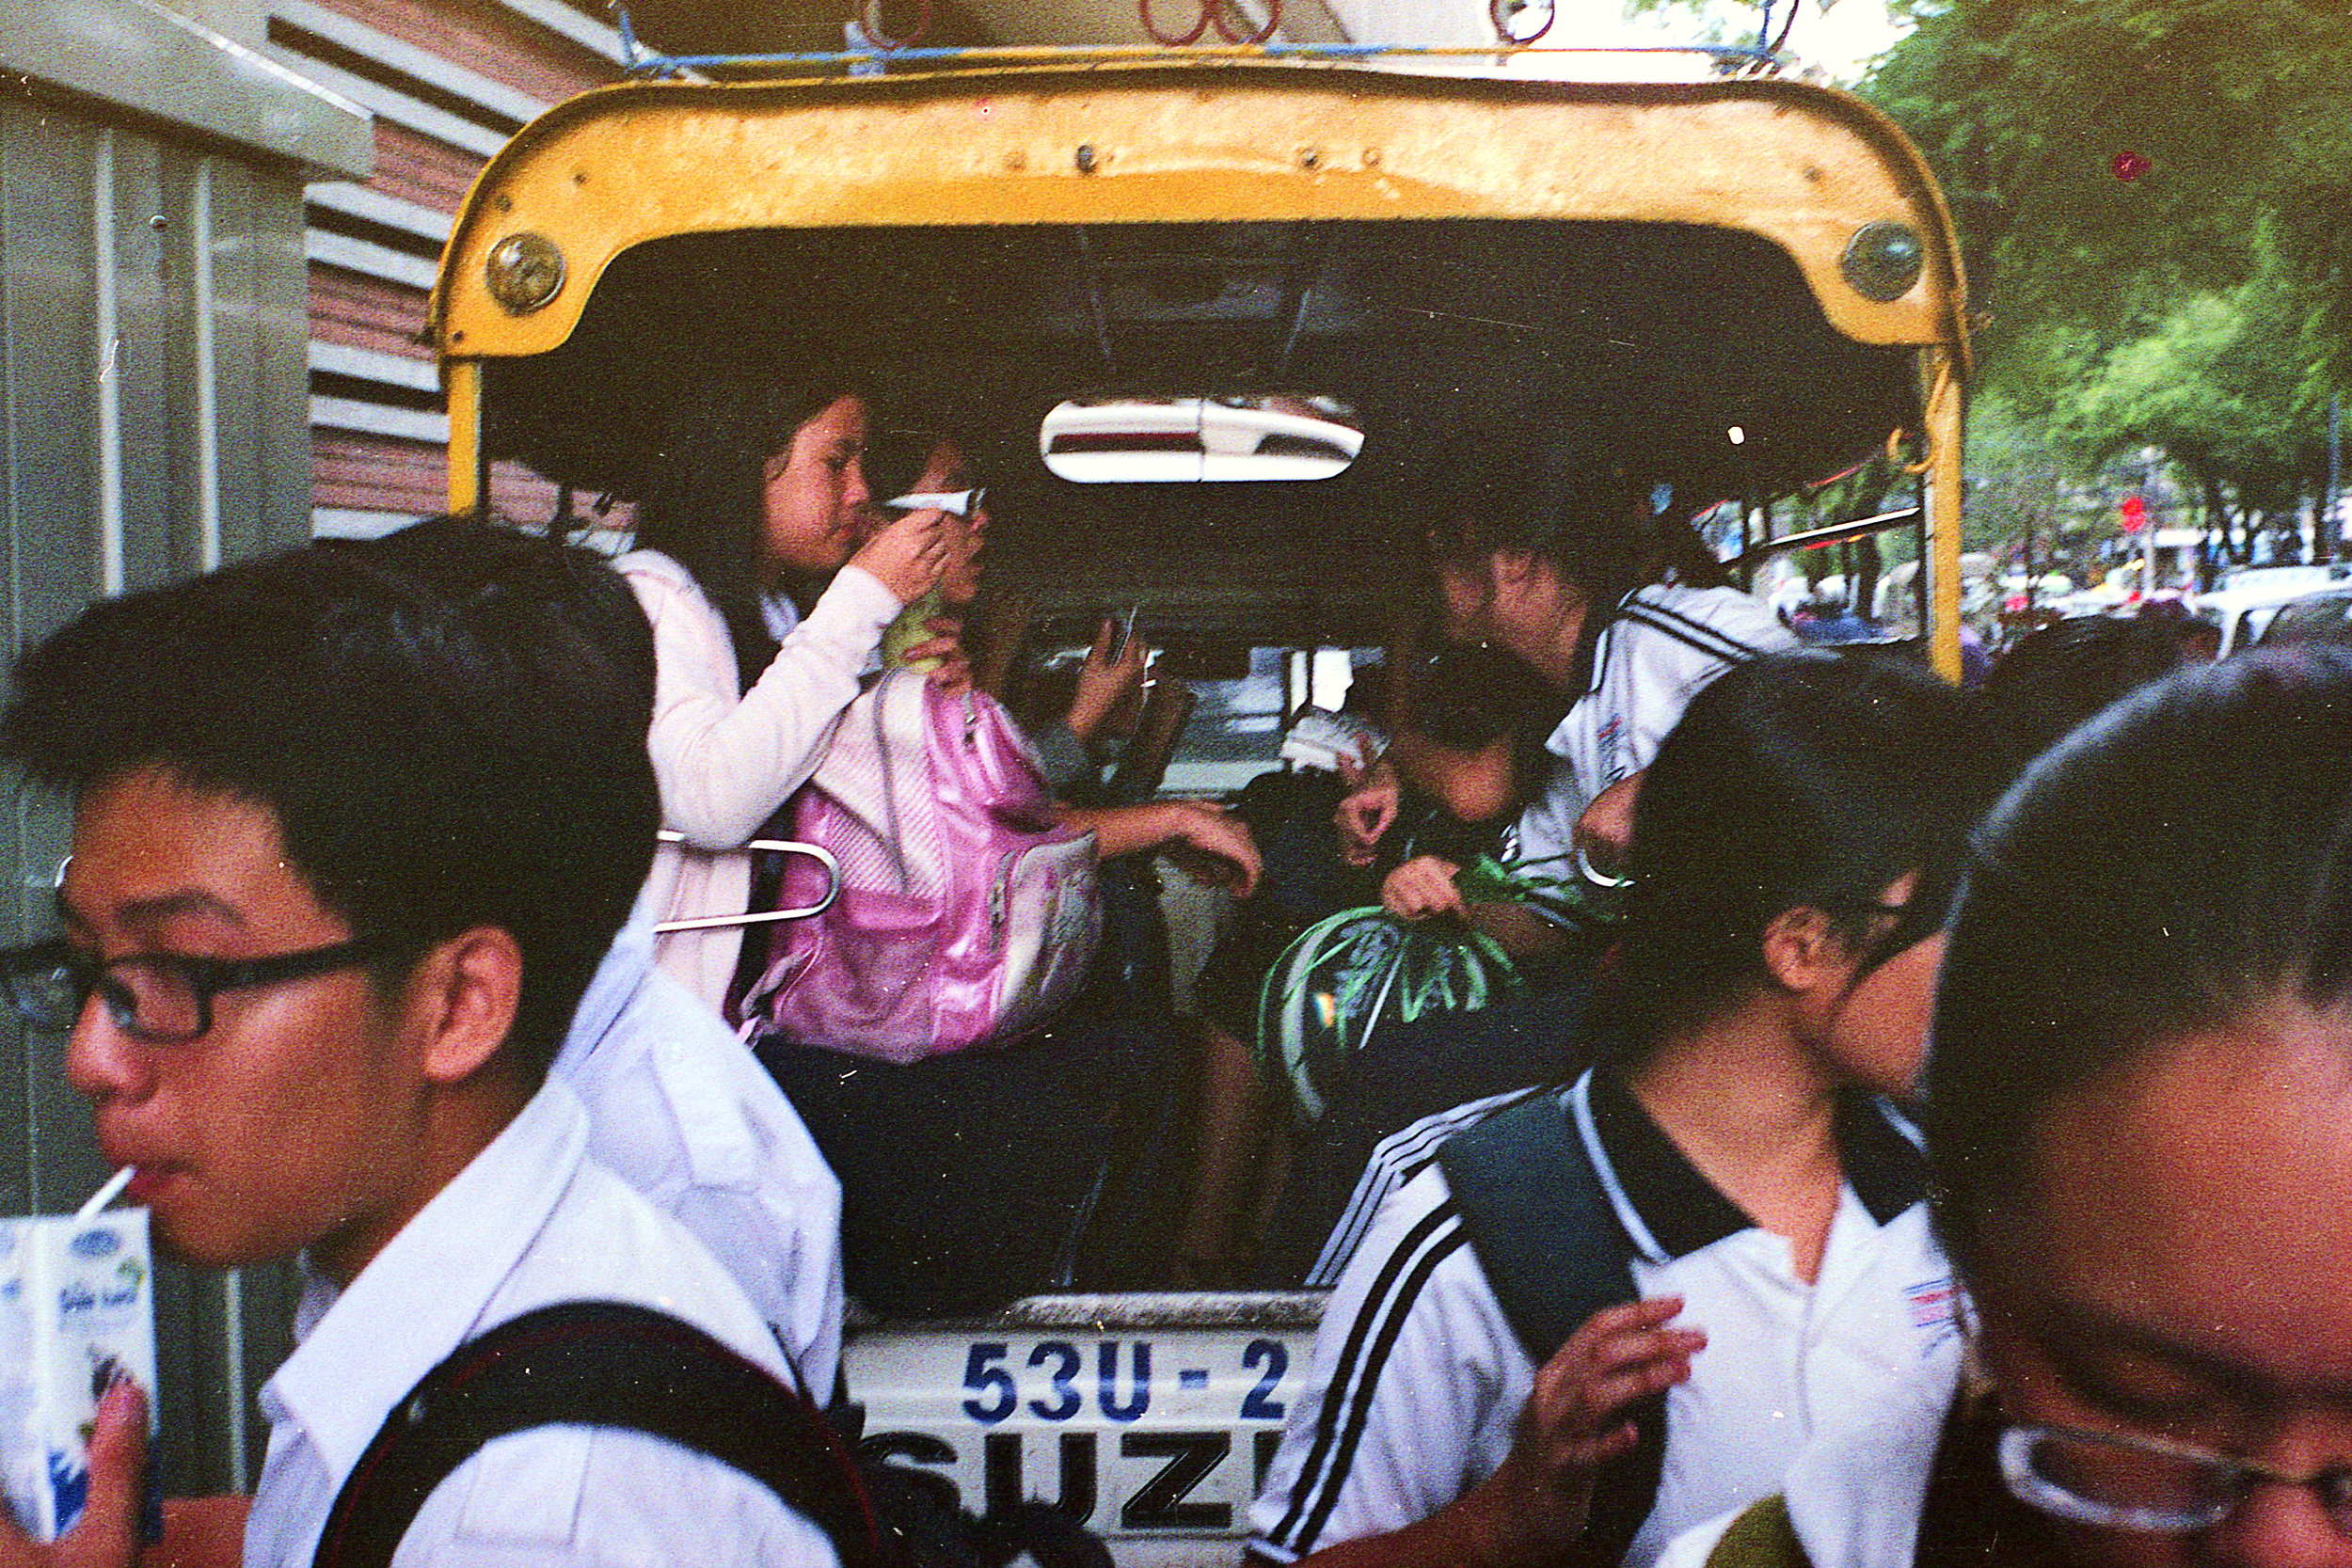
[2000, 1421, 2352, 1536]
[1857, 866, 1963, 959]
[0, 935, 399, 1044]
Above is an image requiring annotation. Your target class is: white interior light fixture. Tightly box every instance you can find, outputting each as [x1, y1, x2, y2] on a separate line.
[1041, 395, 1363, 483]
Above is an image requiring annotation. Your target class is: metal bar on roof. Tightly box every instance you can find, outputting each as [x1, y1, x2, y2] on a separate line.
[1074, 228, 1117, 382]
[1727, 506, 1923, 571]
[619, 40, 1777, 78]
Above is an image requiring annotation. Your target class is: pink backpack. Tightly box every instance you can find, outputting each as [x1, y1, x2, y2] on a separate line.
[734, 669, 1103, 1062]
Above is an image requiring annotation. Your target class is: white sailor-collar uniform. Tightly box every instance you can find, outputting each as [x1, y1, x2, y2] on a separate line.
[246, 1081, 843, 1568]
[554, 911, 847, 1399]
[1515, 582, 1795, 873]
[1248, 1068, 1960, 1568]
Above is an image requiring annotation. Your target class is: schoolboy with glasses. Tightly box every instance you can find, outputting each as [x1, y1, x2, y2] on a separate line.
[364, 515, 847, 1406]
[0, 526, 841, 1567]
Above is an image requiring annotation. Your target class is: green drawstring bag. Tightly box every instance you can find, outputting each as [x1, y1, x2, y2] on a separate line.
[1253, 854, 1619, 1124]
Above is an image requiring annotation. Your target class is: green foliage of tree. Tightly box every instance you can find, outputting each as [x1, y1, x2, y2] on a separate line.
[2051, 248, 2338, 560]
[1867, 0, 2352, 386]
[1962, 397, 2127, 589]
[1865, 0, 2350, 557]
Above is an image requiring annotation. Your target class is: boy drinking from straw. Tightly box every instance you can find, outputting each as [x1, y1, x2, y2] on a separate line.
[0, 521, 843, 1568]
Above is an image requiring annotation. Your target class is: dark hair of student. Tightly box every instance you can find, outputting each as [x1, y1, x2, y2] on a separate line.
[631, 372, 863, 693]
[356, 514, 660, 733]
[1422, 420, 1730, 692]
[1925, 646, 2352, 1277]
[0, 517, 661, 1078]
[862, 426, 946, 512]
[1602, 652, 2001, 1054]
[1424, 422, 1730, 585]
[1976, 614, 2185, 776]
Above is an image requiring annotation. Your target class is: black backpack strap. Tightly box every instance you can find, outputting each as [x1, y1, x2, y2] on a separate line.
[311, 1301, 885, 1568]
[1437, 1085, 1666, 1560]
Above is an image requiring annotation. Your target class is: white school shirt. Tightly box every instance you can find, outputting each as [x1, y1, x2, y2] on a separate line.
[246, 1082, 843, 1568]
[1652, 1400, 1948, 1568]
[553, 912, 847, 1399]
[1248, 1069, 1960, 1568]
[1515, 583, 1795, 873]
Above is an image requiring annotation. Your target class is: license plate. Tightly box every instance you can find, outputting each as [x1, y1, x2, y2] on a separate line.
[844, 1293, 1324, 1549]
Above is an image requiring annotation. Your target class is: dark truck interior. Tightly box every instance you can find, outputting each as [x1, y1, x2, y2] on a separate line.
[472, 206, 1938, 1299]
[485, 215, 1924, 649]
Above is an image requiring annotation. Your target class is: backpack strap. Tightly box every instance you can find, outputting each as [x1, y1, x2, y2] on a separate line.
[1436, 1083, 1666, 1560]
[1705, 1497, 1813, 1568]
[310, 1301, 885, 1568]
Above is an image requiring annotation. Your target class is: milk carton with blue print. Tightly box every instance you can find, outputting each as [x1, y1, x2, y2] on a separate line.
[0, 1209, 156, 1540]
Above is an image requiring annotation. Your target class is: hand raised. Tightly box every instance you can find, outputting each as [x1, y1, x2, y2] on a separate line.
[1460, 1296, 1703, 1557]
[1068, 616, 1150, 742]
[850, 508, 949, 604]
[1380, 856, 1465, 922]
[0, 1378, 147, 1568]
[1333, 761, 1400, 867]
[903, 615, 973, 694]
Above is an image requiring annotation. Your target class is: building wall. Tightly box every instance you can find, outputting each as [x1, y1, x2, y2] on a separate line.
[264, 0, 635, 537]
[0, 11, 367, 1485]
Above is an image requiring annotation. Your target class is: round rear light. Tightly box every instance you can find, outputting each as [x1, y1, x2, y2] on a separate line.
[485, 232, 566, 314]
[1841, 221, 1925, 303]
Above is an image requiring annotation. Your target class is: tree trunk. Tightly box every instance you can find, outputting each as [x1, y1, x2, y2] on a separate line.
[2204, 474, 2251, 565]
[2312, 451, 2335, 564]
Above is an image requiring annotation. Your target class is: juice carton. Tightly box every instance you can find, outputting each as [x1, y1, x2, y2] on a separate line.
[0, 1209, 156, 1540]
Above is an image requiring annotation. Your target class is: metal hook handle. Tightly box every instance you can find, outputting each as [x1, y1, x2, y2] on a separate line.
[651, 831, 842, 931]
[1885, 423, 1934, 477]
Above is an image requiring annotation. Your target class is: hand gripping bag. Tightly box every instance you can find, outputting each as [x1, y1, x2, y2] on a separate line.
[735, 669, 1103, 1062]
[1250, 855, 1618, 1123]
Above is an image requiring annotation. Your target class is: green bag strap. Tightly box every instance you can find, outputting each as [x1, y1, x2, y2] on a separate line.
[1435, 1085, 1663, 1560]
[1706, 1497, 1813, 1568]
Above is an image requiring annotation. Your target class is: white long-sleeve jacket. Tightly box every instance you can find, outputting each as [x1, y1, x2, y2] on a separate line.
[619, 548, 901, 1009]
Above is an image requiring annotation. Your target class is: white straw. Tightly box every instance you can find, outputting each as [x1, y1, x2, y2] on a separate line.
[73, 1168, 135, 1223]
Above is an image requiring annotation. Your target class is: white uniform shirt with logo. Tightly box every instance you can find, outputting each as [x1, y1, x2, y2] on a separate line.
[246, 1082, 843, 1568]
[1515, 583, 1795, 873]
[1651, 1401, 1950, 1568]
[1248, 1069, 1960, 1568]
[554, 911, 846, 1399]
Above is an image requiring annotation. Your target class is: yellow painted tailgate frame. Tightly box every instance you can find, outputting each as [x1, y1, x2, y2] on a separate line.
[433, 60, 1972, 676]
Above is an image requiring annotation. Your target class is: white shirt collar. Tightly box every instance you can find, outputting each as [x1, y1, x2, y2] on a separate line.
[1543, 707, 1578, 761]
[552, 916, 657, 1080]
[260, 1081, 589, 1491]
[761, 592, 803, 641]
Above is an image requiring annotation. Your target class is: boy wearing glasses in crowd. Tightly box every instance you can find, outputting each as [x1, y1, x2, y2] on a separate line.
[0, 524, 841, 1567]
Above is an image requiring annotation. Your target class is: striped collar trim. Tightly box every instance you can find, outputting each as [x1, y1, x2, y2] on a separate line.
[1568, 1068, 1930, 1266]
[1582, 587, 1766, 698]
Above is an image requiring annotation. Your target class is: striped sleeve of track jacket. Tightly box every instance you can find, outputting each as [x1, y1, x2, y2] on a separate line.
[1302, 1086, 1546, 1291]
[1248, 1164, 1534, 1562]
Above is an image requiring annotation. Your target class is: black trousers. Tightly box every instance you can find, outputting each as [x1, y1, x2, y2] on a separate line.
[760, 1006, 1172, 1319]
